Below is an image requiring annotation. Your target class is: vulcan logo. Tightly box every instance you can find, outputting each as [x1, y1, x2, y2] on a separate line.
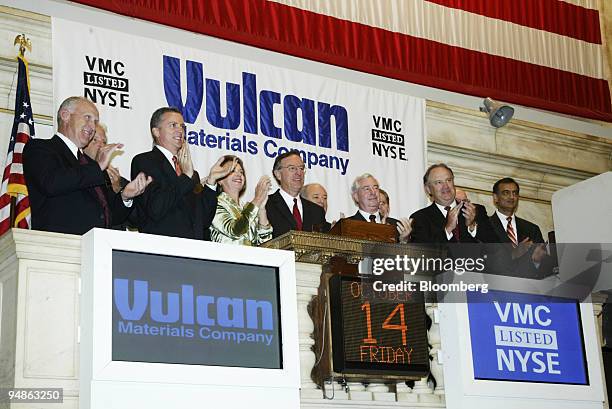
[163, 56, 349, 152]
[113, 278, 276, 346]
[114, 278, 274, 330]
[83, 56, 130, 109]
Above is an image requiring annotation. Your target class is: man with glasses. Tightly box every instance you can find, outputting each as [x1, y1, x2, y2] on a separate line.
[130, 107, 231, 239]
[266, 150, 328, 238]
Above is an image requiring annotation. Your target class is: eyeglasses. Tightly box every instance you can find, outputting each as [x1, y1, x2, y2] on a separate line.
[277, 165, 306, 173]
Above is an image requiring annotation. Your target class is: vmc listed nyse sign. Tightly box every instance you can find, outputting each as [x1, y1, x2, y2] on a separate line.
[467, 290, 588, 384]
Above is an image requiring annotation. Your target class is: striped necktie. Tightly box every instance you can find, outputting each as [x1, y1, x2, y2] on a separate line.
[506, 216, 518, 247]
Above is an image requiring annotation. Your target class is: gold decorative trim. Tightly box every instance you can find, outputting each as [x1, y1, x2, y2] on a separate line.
[0, 6, 50, 22]
[259, 231, 439, 264]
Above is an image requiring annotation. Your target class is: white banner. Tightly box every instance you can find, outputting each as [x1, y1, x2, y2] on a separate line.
[52, 18, 426, 221]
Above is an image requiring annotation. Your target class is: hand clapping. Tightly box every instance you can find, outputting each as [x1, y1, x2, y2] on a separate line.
[204, 156, 237, 185]
[121, 172, 153, 200]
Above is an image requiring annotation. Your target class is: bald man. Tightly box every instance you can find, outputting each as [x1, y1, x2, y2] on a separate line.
[301, 183, 328, 213]
[23, 96, 151, 234]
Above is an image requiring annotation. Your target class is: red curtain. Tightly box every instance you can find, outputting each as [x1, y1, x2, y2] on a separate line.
[69, 0, 612, 122]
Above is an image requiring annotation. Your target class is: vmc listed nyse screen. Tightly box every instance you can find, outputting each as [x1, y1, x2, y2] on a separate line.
[111, 250, 282, 368]
[467, 289, 587, 384]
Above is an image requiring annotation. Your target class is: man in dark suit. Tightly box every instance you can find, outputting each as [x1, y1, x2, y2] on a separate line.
[489, 177, 551, 276]
[343, 174, 412, 243]
[266, 151, 328, 238]
[23, 96, 151, 235]
[131, 107, 231, 240]
[456, 188, 489, 225]
[84, 123, 135, 230]
[410, 163, 495, 243]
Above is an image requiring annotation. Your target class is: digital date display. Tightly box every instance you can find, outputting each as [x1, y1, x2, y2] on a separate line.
[329, 275, 429, 378]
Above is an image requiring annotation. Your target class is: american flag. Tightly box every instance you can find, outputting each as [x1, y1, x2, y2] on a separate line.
[0, 55, 35, 236]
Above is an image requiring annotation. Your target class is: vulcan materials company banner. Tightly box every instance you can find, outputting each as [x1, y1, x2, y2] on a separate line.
[52, 18, 426, 220]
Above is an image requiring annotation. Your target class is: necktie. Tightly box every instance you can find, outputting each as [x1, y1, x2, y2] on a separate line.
[78, 151, 111, 228]
[172, 156, 182, 176]
[369, 214, 377, 223]
[445, 206, 460, 241]
[292, 198, 303, 230]
[506, 216, 518, 247]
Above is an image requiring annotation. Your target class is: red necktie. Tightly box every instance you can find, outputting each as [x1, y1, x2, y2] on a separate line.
[172, 156, 182, 176]
[445, 206, 460, 241]
[79, 151, 111, 228]
[292, 198, 303, 231]
[506, 216, 518, 247]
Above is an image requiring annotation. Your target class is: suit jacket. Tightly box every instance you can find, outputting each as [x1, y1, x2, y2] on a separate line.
[489, 213, 544, 244]
[131, 147, 217, 239]
[410, 202, 496, 243]
[105, 173, 140, 231]
[22, 134, 131, 235]
[266, 190, 328, 238]
[488, 213, 553, 278]
[346, 211, 401, 242]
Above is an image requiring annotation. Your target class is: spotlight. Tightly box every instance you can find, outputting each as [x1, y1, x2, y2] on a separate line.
[480, 97, 514, 128]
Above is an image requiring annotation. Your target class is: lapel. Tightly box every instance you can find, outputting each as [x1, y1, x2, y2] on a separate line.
[428, 202, 446, 227]
[51, 134, 79, 166]
[152, 146, 177, 179]
[52, 135, 102, 202]
[270, 190, 296, 229]
[152, 147, 196, 221]
[489, 214, 511, 243]
[515, 217, 529, 242]
[352, 211, 367, 222]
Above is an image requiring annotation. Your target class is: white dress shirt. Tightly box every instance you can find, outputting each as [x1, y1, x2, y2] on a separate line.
[358, 209, 381, 223]
[279, 188, 303, 216]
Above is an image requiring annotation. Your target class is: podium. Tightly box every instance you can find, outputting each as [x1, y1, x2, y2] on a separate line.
[328, 218, 397, 243]
[0, 228, 608, 408]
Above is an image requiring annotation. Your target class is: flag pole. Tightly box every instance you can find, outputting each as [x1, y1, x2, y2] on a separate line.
[9, 35, 31, 229]
[0, 34, 34, 236]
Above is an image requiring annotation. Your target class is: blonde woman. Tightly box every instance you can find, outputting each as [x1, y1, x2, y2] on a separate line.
[210, 155, 272, 245]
